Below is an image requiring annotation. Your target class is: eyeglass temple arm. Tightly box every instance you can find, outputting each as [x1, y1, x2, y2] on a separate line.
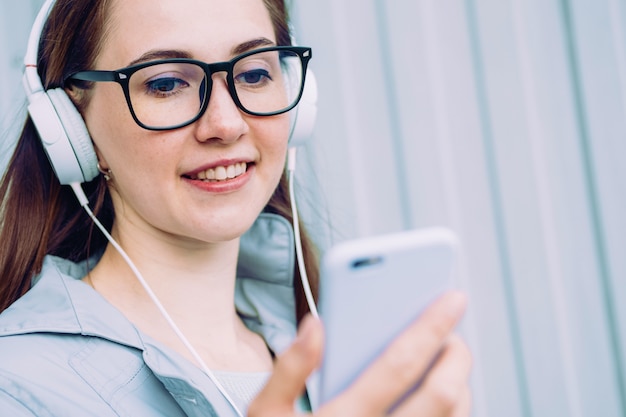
[65, 70, 120, 84]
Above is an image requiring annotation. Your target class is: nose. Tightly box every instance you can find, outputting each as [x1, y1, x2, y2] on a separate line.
[193, 74, 248, 143]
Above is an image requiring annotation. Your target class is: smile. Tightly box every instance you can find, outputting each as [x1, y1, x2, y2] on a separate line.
[186, 162, 248, 182]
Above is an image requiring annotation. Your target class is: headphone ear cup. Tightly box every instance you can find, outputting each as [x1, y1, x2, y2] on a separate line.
[45, 88, 99, 183]
[23, 0, 98, 185]
[289, 68, 318, 148]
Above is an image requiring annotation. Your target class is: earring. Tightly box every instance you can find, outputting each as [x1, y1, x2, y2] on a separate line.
[97, 163, 112, 181]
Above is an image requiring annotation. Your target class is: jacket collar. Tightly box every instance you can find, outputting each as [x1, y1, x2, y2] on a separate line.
[0, 213, 299, 355]
[0, 212, 321, 411]
[0, 254, 143, 347]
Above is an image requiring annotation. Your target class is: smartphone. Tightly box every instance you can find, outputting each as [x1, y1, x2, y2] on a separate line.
[317, 227, 459, 404]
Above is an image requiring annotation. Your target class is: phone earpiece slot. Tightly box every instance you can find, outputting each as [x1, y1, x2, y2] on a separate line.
[351, 256, 384, 269]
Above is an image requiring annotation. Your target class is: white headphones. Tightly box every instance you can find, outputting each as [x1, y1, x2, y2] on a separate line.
[288, 53, 318, 148]
[23, 0, 317, 186]
[23, 0, 98, 185]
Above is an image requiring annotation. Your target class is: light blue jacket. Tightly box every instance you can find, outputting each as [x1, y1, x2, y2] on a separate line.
[0, 213, 319, 416]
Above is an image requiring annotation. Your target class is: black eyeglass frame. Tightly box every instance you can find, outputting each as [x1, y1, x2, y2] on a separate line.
[65, 46, 313, 131]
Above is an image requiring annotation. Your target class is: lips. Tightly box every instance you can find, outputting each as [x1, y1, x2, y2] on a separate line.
[185, 162, 248, 182]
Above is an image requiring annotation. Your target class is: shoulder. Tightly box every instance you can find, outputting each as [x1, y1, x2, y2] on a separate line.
[0, 331, 164, 417]
[0, 332, 116, 416]
[0, 330, 194, 417]
[0, 256, 165, 416]
[0, 390, 38, 417]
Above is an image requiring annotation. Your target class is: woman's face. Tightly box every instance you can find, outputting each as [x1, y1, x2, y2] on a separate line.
[83, 0, 290, 245]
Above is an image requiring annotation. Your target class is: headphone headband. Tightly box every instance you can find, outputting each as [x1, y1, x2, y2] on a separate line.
[24, 0, 56, 96]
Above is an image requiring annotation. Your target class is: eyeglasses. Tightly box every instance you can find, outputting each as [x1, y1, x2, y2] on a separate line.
[66, 46, 312, 131]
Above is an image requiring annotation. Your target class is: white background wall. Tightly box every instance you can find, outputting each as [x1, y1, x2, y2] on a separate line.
[1, 1, 625, 416]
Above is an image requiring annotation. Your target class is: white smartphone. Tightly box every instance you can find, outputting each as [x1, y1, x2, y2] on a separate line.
[317, 227, 459, 404]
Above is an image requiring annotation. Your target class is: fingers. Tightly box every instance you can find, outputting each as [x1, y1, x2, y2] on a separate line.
[248, 314, 323, 417]
[250, 293, 470, 417]
[329, 291, 468, 416]
[391, 334, 473, 417]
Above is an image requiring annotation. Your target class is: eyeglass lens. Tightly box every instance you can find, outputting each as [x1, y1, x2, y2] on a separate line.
[127, 49, 304, 129]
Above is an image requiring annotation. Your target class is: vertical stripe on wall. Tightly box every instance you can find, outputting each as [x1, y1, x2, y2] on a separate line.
[560, 0, 626, 413]
[464, 1, 533, 415]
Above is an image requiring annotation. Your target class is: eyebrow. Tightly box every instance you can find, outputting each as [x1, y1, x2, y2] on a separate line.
[231, 37, 276, 55]
[127, 50, 193, 67]
[127, 38, 276, 67]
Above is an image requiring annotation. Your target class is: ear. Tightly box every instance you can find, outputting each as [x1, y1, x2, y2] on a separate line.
[64, 85, 89, 111]
[93, 146, 108, 168]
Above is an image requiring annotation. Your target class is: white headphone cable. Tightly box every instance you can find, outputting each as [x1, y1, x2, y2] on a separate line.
[286, 147, 319, 319]
[70, 182, 245, 417]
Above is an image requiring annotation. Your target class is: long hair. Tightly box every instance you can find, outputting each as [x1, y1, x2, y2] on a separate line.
[264, 0, 321, 322]
[0, 0, 319, 321]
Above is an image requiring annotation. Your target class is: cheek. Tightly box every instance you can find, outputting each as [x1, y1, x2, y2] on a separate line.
[84, 85, 144, 163]
[85, 83, 133, 149]
[260, 115, 291, 184]
[260, 113, 291, 156]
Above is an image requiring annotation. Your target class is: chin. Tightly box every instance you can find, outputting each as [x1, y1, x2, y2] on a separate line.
[186, 215, 260, 243]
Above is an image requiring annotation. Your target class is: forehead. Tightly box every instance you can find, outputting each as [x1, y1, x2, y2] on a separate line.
[99, 0, 276, 67]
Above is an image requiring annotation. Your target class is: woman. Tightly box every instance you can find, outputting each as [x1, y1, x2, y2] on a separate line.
[0, 0, 472, 415]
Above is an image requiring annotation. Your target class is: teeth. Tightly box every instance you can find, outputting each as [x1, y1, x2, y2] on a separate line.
[194, 162, 247, 182]
[215, 166, 227, 181]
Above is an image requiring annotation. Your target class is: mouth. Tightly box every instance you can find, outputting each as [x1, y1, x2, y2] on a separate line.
[184, 162, 249, 182]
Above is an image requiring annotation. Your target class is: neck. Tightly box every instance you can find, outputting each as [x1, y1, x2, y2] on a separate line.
[93, 229, 241, 314]
[85, 224, 272, 371]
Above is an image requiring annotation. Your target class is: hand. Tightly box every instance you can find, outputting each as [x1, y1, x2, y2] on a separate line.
[248, 291, 472, 417]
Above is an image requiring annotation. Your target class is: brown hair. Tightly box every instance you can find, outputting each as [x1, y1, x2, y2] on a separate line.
[0, 0, 319, 322]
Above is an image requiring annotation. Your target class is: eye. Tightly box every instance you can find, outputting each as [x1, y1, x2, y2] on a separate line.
[234, 69, 272, 86]
[145, 77, 190, 97]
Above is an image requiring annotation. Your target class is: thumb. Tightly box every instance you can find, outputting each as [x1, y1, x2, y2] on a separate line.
[248, 314, 324, 417]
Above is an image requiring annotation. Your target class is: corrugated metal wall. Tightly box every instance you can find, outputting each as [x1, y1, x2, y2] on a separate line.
[0, 1, 41, 169]
[2, 1, 625, 416]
